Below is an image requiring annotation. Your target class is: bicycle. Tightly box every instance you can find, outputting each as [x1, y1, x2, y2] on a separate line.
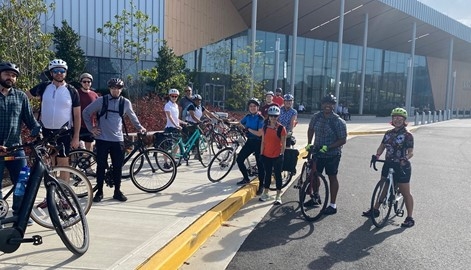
[295, 147, 329, 222]
[367, 155, 405, 228]
[0, 128, 89, 255]
[158, 123, 224, 167]
[69, 132, 178, 193]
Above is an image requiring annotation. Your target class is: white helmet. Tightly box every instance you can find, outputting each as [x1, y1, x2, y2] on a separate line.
[48, 59, 68, 71]
[80, 73, 93, 81]
[267, 105, 281, 116]
[168, 88, 180, 95]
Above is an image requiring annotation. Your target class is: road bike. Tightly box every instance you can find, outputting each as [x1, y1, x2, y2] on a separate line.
[158, 123, 226, 167]
[69, 132, 178, 193]
[0, 128, 89, 255]
[295, 147, 329, 222]
[367, 155, 405, 228]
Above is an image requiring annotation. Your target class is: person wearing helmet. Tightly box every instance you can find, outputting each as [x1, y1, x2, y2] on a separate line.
[78, 72, 98, 152]
[28, 59, 81, 176]
[259, 105, 287, 205]
[306, 94, 347, 215]
[261, 91, 276, 118]
[363, 107, 415, 228]
[236, 98, 265, 192]
[185, 94, 220, 124]
[0, 62, 41, 225]
[164, 88, 186, 133]
[272, 87, 284, 106]
[83, 78, 146, 202]
[279, 94, 298, 133]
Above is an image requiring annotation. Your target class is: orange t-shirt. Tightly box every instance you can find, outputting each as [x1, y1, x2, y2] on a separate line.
[262, 124, 287, 158]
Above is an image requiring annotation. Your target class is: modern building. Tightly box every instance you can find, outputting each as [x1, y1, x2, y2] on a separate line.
[41, 0, 471, 115]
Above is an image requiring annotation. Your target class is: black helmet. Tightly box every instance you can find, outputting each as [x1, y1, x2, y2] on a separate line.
[247, 98, 260, 107]
[321, 94, 337, 104]
[107, 78, 124, 88]
[0, 62, 20, 76]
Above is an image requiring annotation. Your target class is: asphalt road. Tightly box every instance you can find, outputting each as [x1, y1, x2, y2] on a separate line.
[224, 119, 471, 270]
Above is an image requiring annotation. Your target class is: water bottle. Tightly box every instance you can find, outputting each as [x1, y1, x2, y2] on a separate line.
[14, 166, 30, 197]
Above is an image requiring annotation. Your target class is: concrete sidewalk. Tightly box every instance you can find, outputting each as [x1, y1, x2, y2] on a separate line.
[0, 116, 419, 270]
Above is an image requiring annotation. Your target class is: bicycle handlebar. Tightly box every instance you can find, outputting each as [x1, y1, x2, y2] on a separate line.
[5, 124, 69, 154]
[370, 155, 386, 171]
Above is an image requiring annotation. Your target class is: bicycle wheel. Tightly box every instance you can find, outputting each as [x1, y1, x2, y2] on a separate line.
[68, 149, 98, 191]
[157, 138, 183, 166]
[30, 168, 92, 230]
[299, 173, 328, 222]
[209, 133, 228, 154]
[130, 149, 177, 192]
[370, 179, 393, 228]
[226, 127, 246, 145]
[207, 147, 236, 182]
[268, 170, 294, 191]
[198, 135, 213, 167]
[47, 181, 89, 256]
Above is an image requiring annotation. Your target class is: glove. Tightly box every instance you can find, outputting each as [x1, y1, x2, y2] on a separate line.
[305, 144, 312, 151]
[319, 145, 329, 153]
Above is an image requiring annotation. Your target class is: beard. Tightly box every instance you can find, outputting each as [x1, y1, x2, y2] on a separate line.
[0, 78, 14, 88]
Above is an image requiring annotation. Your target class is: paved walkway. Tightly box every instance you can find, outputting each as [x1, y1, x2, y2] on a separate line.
[0, 116, 418, 270]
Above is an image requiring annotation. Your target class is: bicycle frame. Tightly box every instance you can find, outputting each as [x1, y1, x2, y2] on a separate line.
[175, 125, 203, 159]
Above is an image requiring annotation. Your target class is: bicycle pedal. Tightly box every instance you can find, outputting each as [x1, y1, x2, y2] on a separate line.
[32, 235, 43, 245]
[397, 210, 404, 217]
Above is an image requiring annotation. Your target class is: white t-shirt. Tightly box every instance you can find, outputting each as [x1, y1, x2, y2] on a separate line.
[186, 104, 204, 123]
[41, 84, 73, 129]
[164, 101, 180, 128]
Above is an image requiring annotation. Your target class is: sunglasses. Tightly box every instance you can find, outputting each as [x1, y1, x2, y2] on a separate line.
[52, 68, 66, 74]
[268, 115, 278, 118]
[81, 80, 92, 84]
[170, 95, 178, 98]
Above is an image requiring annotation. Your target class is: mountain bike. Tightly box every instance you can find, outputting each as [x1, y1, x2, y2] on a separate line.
[295, 147, 329, 222]
[367, 155, 405, 228]
[69, 132, 178, 193]
[0, 128, 89, 255]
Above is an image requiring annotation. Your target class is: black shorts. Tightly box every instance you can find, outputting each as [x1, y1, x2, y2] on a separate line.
[80, 127, 94, 143]
[381, 161, 412, 183]
[316, 155, 341, 176]
[42, 128, 71, 157]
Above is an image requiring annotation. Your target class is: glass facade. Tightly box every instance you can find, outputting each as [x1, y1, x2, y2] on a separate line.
[183, 29, 433, 115]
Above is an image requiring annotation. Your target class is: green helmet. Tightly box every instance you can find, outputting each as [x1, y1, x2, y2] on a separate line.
[391, 107, 408, 118]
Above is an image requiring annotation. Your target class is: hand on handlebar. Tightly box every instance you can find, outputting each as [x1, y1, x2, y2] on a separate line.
[319, 145, 329, 154]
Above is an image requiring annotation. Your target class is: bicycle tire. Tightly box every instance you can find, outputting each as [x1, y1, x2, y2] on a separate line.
[299, 173, 328, 222]
[209, 133, 229, 154]
[207, 147, 236, 182]
[30, 168, 92, 230]
[157, 138, 183, 166]
[370, 179, 393, 228]
[130, 148, 177, 193]
[68, 149, 98, 192]
[268, 170, 294, 191]
[198, 135, 213, 167]
[47, 181, 89, 256]
[226, 127, 246, 145]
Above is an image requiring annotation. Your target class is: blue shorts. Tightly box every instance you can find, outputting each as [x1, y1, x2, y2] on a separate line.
[316, 155, 341, 176]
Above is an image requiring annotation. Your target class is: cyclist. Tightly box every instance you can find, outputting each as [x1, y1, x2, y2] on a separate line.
[305, 94, 347, 215]
[259, 106, 287, 204]
[0, 62, 41, 225]
[279, 93, 298, 147]
[185, 94, 220, 124]
[78, 73, 98, 152]
[260, 91, 277, 118]
[362, 107, 415, 228]
[272, 87, 284, 106]
[164, 88, 186, 133]
[83, 78, 146, 202]
[236, 98, 265, 195]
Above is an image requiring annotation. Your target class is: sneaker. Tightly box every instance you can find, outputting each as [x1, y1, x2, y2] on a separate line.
[401, 216, 415, 228]
[93, 191, 103, 203]
[36, 198, 47, 209]
[236, 178, 251, 186]
[274, 195, 282, 205]
[259, 193, 270, 202]
[303, 193, 322, 207]
[27, 217, 34, 226]
[256, 187, 264, 196]
[163, 163, 171, 169]
[113, 191, 128, 202]
[323, 206, 337, 215]
[362, 208, 380, 218]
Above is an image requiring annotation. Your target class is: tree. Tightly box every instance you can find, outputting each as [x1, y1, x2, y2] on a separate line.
[97, 1, 159, 76]
[53, 20, 86, 82]
[0, 0, 54, 89]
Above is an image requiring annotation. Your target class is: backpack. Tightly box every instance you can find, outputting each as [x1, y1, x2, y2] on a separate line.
[263, 123, 284, 138]
[98, 95, 125, 120]
[34, 82, 78, 121]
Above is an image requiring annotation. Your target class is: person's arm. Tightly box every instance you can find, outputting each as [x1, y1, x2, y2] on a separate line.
[289, 113, 297, 132]
[21, 94, 41, 133]
[260, 131, 265, 156]
[124, 100, 146, 133]
[307, 127, 315, 144]
[376, 143, 385, 158]
[71, 106, 81, 148]
[189, 108, 199, 123]
[83, 98, 102, 136]
[165, 111, 181, 129]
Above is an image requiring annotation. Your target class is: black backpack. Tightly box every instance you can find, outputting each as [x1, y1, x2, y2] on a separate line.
[263, 123, 284, 138]
[97, 95, 125, 120]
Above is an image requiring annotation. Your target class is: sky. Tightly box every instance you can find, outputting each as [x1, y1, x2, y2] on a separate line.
[418, 0, 471, 27]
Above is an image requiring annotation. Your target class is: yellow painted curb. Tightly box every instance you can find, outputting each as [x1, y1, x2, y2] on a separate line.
[136, 182, 259, 270]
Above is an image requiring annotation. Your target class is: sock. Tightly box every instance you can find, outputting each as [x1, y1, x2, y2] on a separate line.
[330, 203, 337, 209]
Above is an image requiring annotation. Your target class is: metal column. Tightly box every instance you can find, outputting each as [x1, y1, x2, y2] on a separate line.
[405, 22, 416, 116]
[274, 38, 280, 90]
[250, 0, 257, 98]
[334, 0, 345, 103]
[445, 38, 454, 110]
[289, 0, 299, 96]
[359, 13, 368, 115]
